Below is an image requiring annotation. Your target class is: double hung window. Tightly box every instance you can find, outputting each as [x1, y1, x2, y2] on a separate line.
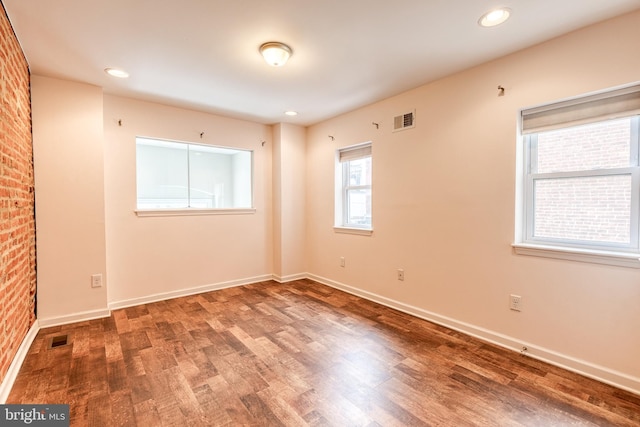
[335, 143, 372, 231]
[517, 84, 640, 266]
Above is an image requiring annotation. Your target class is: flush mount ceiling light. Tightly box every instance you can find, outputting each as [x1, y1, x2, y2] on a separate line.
[259, 42, 292, 67]
[104, 67, 129, 78]
[478, 8, 511, 27]
[284, 111, 298, 116]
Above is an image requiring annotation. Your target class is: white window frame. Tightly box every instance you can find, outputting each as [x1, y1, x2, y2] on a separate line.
[514, 84, 640, 268]
[334, 142, 373, 236]
[135, 137, 255, 217]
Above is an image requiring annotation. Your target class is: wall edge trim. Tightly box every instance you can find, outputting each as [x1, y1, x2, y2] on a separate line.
[38, 308, 111, 329]
[272, 273, 307, 283]
[108, 274, 273, 310]
[307, 273, 640, 396]
[0, 321, 40, 404]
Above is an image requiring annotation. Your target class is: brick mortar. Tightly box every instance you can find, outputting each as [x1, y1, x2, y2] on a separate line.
[0, 1, 36, 386]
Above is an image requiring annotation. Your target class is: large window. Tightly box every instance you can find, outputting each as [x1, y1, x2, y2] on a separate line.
[517, 84, 640, 266]
[335, 143, 372, 231]
[136, 137, 253, 211]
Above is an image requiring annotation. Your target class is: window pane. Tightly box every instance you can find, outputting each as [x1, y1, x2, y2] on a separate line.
[136, 140, 189, 208]
[533, 175, 631, 244]
[535, 117, 631, 173]
[137, 138, 252, 209]
[346, 157, 372, 186]
[231, 150, 253, 208]
[337, 143, 372, 229]
[189, 146, 231, 208]
[346, 188, 372, 226]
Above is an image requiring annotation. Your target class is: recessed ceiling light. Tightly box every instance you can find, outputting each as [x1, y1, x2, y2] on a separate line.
[104, 67, 129, 78]
[284, 111, 298, 116]
[478, 8, 511, 27]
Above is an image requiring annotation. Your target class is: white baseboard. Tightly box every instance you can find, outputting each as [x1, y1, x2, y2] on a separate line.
[307, 273, 640, 396]
[109, 274, 273, 310]
[2, 274, 273, 400]
[0, 320, 40, 404]
[7, 273, 637, 400]
[272, 273, 307, 283]
[38, 308, 112, 328]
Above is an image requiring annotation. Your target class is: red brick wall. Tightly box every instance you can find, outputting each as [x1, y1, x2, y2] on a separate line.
[0, 2, 36, 385]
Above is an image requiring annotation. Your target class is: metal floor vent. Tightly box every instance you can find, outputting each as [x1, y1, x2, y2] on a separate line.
[393, 110, 415, 132]
[50, 335, 68, 348]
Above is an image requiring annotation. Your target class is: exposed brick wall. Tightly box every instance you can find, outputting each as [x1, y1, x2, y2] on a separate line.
[0, 2, 36, 386]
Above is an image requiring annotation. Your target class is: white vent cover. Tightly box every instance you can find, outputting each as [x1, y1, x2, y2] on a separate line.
[393, 110, 415, 132]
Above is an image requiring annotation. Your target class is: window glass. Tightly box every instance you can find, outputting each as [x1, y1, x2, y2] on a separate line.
[345, 158, 372, 227]
[533, 175, 632, 244]
[522, 115, 639, 253]
[337, 143, 372, 229]
[136, 140, 189, 208]
[517, 85, 640, 265]
[535, 118, 631, 173]
[136, 137, 253, 210]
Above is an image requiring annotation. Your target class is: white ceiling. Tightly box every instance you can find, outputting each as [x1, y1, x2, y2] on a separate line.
[4, 0, 640, 126]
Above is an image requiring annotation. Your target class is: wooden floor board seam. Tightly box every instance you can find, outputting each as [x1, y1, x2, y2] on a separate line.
[7, 279, 640, 426]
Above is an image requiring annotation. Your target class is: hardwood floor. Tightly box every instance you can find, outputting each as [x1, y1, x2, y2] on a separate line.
[8, 279, 640, 426]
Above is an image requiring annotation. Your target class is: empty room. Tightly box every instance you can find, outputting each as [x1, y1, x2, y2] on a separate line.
[1, 0, 640, 425]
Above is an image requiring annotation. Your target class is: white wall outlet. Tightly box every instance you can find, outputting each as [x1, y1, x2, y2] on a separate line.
[510, 294, 522, 311]
[340, 257, 345, 267]
[91, 274, 103, 288]
[397, 269, 405, 281]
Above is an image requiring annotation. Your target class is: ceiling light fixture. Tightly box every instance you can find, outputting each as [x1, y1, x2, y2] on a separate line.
[284, 111, 298, 116]
[259, 42, 292, 67]
[478, 8, 511, 27]
[104, 67, 129, 78]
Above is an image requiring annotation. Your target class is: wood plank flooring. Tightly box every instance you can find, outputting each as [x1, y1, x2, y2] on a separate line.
[8, 279, 640, 426]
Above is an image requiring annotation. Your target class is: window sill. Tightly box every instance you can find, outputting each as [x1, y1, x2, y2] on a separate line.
[333, 226, 373, 236]
[512, 243, 640, 268]
[135, 208, 256, 217]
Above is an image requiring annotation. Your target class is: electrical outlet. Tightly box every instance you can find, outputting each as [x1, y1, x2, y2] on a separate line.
[340, 257, 345, 267]
[510, 294, 522, 311]
[397, 269, 405, 281]
[91, 274, 103, 288]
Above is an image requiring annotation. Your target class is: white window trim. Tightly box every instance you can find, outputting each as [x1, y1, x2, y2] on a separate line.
[335, 142, 373, 233]
[333, 226, 374, 236]
[342, 160, 372, 228]
[512, 243, 640, 268]
[135, 208, 256, 217]
[515, 83, 640, 268]
[523, 160, 640, 253]
[136, 136, 255, 212]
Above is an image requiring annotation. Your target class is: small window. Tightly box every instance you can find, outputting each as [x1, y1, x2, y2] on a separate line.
[136, 137, 253, 211]
[516, 84, 640, 265]
[335, 143, 372, 231]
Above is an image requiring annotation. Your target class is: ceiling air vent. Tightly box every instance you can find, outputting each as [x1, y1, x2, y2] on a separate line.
[393, 110, 415, 132]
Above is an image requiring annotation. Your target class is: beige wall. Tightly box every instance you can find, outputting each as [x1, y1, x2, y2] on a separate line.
[306, 10, 640, 391]
[31, 81, 275, 319]
[31, 76, 108, 324]
[27, 10, 640, 394]
[272, 123, 307, 280]
[103, 95, 273, 307]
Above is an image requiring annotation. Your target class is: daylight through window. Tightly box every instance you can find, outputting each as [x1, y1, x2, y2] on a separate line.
[136, 137, 253, 210]
[336, 143, 372, 230]
[518, 84, 640, 260]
